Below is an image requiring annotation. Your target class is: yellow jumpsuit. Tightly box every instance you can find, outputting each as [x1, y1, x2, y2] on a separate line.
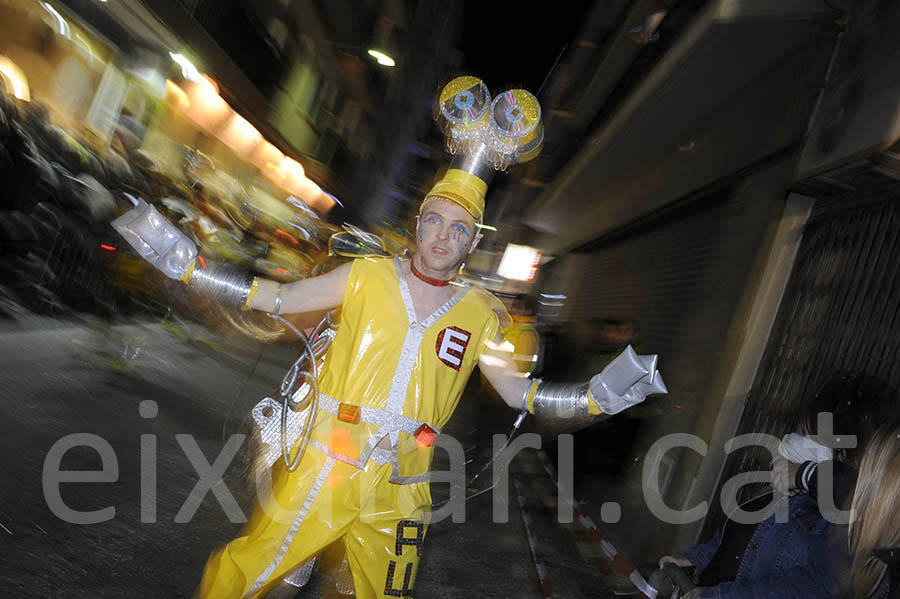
[200, 257, 507, 598]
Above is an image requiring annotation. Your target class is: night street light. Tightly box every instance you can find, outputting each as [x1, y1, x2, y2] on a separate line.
[367, 49, 395, 67]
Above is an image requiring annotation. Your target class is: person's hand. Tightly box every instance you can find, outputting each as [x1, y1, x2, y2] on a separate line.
[770, 457, 802, 496]
[658, 555, 693, 569]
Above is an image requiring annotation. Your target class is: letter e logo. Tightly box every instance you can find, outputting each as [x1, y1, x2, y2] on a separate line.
[436, 327, 470, 371]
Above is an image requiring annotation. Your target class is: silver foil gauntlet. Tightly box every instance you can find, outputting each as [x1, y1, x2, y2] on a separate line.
[112, 197, 257, 308]
[529, 381, 597, 431]
[526, 346, 667, 432]
[187, 260, 255, 307]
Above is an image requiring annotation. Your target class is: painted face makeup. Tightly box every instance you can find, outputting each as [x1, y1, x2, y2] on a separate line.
[452, 221, 470, 240]
[416, 198, 477, 276]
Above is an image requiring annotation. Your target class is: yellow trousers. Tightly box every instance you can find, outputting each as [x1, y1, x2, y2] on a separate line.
[199, 447, 431, 598]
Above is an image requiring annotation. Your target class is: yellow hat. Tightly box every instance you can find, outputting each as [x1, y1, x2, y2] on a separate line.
[422, 168, 488, 221]
[426, 76, 544, 222]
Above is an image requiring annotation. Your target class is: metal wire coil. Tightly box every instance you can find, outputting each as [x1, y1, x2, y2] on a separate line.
[188, 261, 255, 307]
[532, 381, 596, 432]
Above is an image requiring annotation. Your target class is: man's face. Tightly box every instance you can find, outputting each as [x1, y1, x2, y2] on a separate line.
[416, 198, 479, 273]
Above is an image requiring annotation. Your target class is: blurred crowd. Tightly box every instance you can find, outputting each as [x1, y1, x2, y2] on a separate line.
[0, 0, 422, 336]
[0, 88, 357, 332]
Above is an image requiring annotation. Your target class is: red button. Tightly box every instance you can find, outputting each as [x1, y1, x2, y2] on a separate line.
[337, 403, 361, 424]
[414, 423, 437, 448]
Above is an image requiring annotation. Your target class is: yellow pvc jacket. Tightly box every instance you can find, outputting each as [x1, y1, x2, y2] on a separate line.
[311, 257, 505, 481]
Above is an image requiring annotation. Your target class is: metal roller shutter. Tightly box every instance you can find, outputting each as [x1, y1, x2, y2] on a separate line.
[551, 183, 754, 404]
[702, 188, 900, 538]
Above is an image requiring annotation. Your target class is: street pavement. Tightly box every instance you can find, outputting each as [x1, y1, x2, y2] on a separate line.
[0, 313, 630, 598]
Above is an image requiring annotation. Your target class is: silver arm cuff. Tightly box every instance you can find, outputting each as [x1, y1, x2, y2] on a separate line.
[273, 284, 283, 315]
[532, 381, 597, 432]
[187, 261, 255, 307]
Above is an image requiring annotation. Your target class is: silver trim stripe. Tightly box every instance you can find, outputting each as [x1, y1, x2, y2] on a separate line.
[309, 438, 378, 470]
[387, 258, 469, 416]
[395, 257, 418, 327]
[245, 456, 337, 598]
[309, 437, 368, 470]
[387, 258, 422, 417]
[370, 446, 392, 465]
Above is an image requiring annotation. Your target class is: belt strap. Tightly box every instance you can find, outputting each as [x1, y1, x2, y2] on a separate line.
[315, 393, 439, 484]
[317, 393, 440, 437]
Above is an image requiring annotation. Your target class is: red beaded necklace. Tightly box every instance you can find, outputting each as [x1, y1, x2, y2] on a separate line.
[410, 259, 452, 287]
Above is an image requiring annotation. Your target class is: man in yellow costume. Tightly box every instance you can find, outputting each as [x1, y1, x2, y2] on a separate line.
[111, 77, 667, 598]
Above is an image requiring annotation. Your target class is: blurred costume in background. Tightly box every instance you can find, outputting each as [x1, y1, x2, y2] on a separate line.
[112, 76, 667, 598]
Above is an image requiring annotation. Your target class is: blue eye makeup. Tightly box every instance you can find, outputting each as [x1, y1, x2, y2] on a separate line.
[450, 223, 469, 238]
[420, 212, 471, 244]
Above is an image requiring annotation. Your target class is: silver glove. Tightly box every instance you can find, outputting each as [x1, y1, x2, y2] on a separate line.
[589, 345, 667, 415]
[111, 197, 197, 280]
[528, 346, 667, 432]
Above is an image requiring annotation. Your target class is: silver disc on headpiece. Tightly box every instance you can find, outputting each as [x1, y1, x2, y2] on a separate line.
[435, 76, 492, 155]
[438, 77, 491, 128]
[489, 89, 544, 170]
[429, 75, 545, 215]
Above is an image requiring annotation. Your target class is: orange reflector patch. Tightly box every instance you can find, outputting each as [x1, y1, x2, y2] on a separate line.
[337, 403, 361, 425]
[198, 256, 207, 269]
[330, 428, 351, 456]
[100, 244, 116, 251]
[414, 423, 437, 448]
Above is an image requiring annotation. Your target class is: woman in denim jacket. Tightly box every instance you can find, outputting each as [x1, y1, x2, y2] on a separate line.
[658, 375, 891, 599]
[671, 480, 849, 599]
